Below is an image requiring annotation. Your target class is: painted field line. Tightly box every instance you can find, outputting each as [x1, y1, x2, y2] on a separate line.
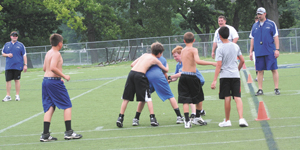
[0, 78, 119, 134]
[1, 117, 300, 138]
[1, 125, 299, 147]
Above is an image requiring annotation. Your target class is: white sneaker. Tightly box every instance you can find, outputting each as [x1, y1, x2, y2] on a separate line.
[219, 119, 232, 127]
[239, 118, 248, 127]
[184, 120, 192, 129]
[176, 116, 184, 124]
[193, 116, 207, 126]
[132, 118, 139, 126]
[15, 95, 20, 101]
[2, 95, 11, 102]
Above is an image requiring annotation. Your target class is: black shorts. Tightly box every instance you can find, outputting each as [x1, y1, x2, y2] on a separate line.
[219, 78, 241, 99]
[5, 69, 22, 82]
[122, 71, 151, 102]
[178, 74, 204, 104]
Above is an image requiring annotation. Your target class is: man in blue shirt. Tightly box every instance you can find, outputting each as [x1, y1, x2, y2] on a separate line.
[2, 31, 27, 102]
[249, 7, 280, 96]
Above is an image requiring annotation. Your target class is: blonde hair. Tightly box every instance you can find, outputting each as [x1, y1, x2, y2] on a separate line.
[172, 46, 183, 54]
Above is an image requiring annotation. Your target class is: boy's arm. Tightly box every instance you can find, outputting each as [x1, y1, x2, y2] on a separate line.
[194, 50, 217, 66]
[154, 59, 168, 73]
[238, 55, 245, 71]
[131, 57, 140, 67]
[249, 38, 254, 61]
[50, 53, 68, 80]
[211, 61, 222, 89]
[169, 72, 181, 82]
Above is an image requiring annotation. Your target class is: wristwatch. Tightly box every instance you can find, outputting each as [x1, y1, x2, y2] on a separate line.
[24, 64, 27, 66]
[276, 49, 280, 51]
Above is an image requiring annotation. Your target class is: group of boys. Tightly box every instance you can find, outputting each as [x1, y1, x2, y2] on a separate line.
[116, 27, 249, 129]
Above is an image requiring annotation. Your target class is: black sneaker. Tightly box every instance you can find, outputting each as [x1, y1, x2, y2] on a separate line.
[40, 133, 57, 142]
[255, 89, 263, 96]
[116, 117, 123, 128]
[64, 130, 82, 140]
[274, 89, 280, 95]
[189, 114, 195, 122]
[200, 110, 206, 116]
[150, 117, 159, 126]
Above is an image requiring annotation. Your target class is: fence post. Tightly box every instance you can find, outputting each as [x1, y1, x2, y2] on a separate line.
[41, 53, 43, 66]
[169, 36, 171, 59]
[79, 51, 81, 64]
[290, 37, 292, 53]
[296, 29, 298, 52]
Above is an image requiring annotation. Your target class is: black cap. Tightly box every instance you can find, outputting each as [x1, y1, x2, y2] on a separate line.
[10, 32, 18, 37]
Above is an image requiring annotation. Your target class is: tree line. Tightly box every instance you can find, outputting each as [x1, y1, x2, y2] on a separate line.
[0, 0, 299, 48]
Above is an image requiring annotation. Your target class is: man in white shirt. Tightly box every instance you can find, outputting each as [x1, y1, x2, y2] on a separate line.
[211, 16, 239, 59]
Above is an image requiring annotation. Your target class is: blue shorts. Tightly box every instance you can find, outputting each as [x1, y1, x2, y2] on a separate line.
[42, 77, 72, 113]
[255, 55, 278, 71]
[149, 77, 174, 102]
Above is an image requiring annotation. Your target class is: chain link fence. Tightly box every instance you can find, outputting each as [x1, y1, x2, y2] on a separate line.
[1, 28, 299, 71]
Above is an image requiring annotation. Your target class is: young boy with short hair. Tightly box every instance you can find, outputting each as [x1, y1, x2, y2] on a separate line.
[40, 33, 82, 142]
[211, 26, 248, 127]
[116, 42, 169, 128]
[179, 32, 216, 128]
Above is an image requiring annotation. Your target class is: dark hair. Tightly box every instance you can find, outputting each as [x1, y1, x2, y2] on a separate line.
[218, 15, 226, 21]
[151, 42, 164, 55]
[218, 26, 229, 39]
[183, 32, 194, 43]
[10, 31, 18, 37]
[50, 33, 63, 46]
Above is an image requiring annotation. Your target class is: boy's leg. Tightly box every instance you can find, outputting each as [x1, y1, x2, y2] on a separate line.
[234, 97, 248, 127]
[183, 103, 191, 128]
[63, 107, 82, 140]
[15, 80, 20, 95]
[132, 101, 145, 126]
[6, 81, 11, 96]
[169, 97, 184, 124]
[40, 106, 57, 142]
[147, 101, 159, 126]
[117, 99, 129, 128]
[224, 96, 231, 121]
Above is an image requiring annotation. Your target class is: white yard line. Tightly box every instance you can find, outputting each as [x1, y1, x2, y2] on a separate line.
[1, 125, 299, 147]
[0, 78, 119, 134]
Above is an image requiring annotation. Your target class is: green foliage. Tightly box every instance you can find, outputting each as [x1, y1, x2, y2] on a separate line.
[0, 0, 62, 47]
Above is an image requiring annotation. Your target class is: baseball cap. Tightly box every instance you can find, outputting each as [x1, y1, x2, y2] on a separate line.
[10, 31, 18, 37]
[257, 7, 266, 15]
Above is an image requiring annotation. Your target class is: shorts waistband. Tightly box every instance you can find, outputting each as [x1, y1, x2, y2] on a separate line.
[181, 71, 196, 75]
[44, 77, 61, 80]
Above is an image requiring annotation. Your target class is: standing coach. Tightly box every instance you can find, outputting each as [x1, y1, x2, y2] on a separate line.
[2, 31, 27, 102]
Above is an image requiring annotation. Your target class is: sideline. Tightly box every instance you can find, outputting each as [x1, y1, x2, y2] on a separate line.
[0, 78, 119, 134]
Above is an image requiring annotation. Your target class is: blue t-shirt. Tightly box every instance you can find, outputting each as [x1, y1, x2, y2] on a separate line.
[146, 56, 174, 101]
[175, 62, 205, 86]
[2, 41, 26, 70]
[249, 19, 278, 57]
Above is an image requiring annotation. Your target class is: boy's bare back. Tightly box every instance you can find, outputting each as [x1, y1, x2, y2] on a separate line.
[43, 49, 63, 77]
[131, 53, 161, 74]
[181, 46, 198, 73]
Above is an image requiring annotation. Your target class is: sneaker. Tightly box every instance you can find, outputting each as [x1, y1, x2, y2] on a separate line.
[239, 118, 248, 127]
[193, 117, 207, 126]
[255, 78, 264, 81]
[116, 117, 123, 128]
[64, 130, 82, 140]
[40, 133, 57, 142]
[219, 119, 232, 127]
[150, 117, 159, 126]
[132, 118, 139, 126]
[200, 110, 206, 116]
[255, 89, 263, 96]
[176, 116, 184, 124]
[2, 95, 11, 102]
[274, 89, 280, 95]
[184, 120, 192, 129]
[15, 95, 20, 101]
[189, 114, 195, 122]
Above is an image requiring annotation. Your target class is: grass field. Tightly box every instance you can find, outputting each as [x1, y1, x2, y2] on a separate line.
[0, 53, 300, 150]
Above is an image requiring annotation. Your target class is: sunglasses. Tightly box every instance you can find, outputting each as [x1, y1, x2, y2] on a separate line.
[11, 33, 18, 37]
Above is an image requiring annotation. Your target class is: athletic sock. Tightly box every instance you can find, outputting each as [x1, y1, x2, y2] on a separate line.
[135, 112, 141, 120]
[174, 108, 182, 117]
[65, 120, 72, 131]
[119, 113, 124, 118]
[196, 109, 201, 117]
[150, 114, 155, 118]
[43, 122, 50, 134]
[184, 113, 189, 122]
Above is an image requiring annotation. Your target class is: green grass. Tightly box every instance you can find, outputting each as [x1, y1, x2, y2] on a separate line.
[0, 53, 299, 150]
